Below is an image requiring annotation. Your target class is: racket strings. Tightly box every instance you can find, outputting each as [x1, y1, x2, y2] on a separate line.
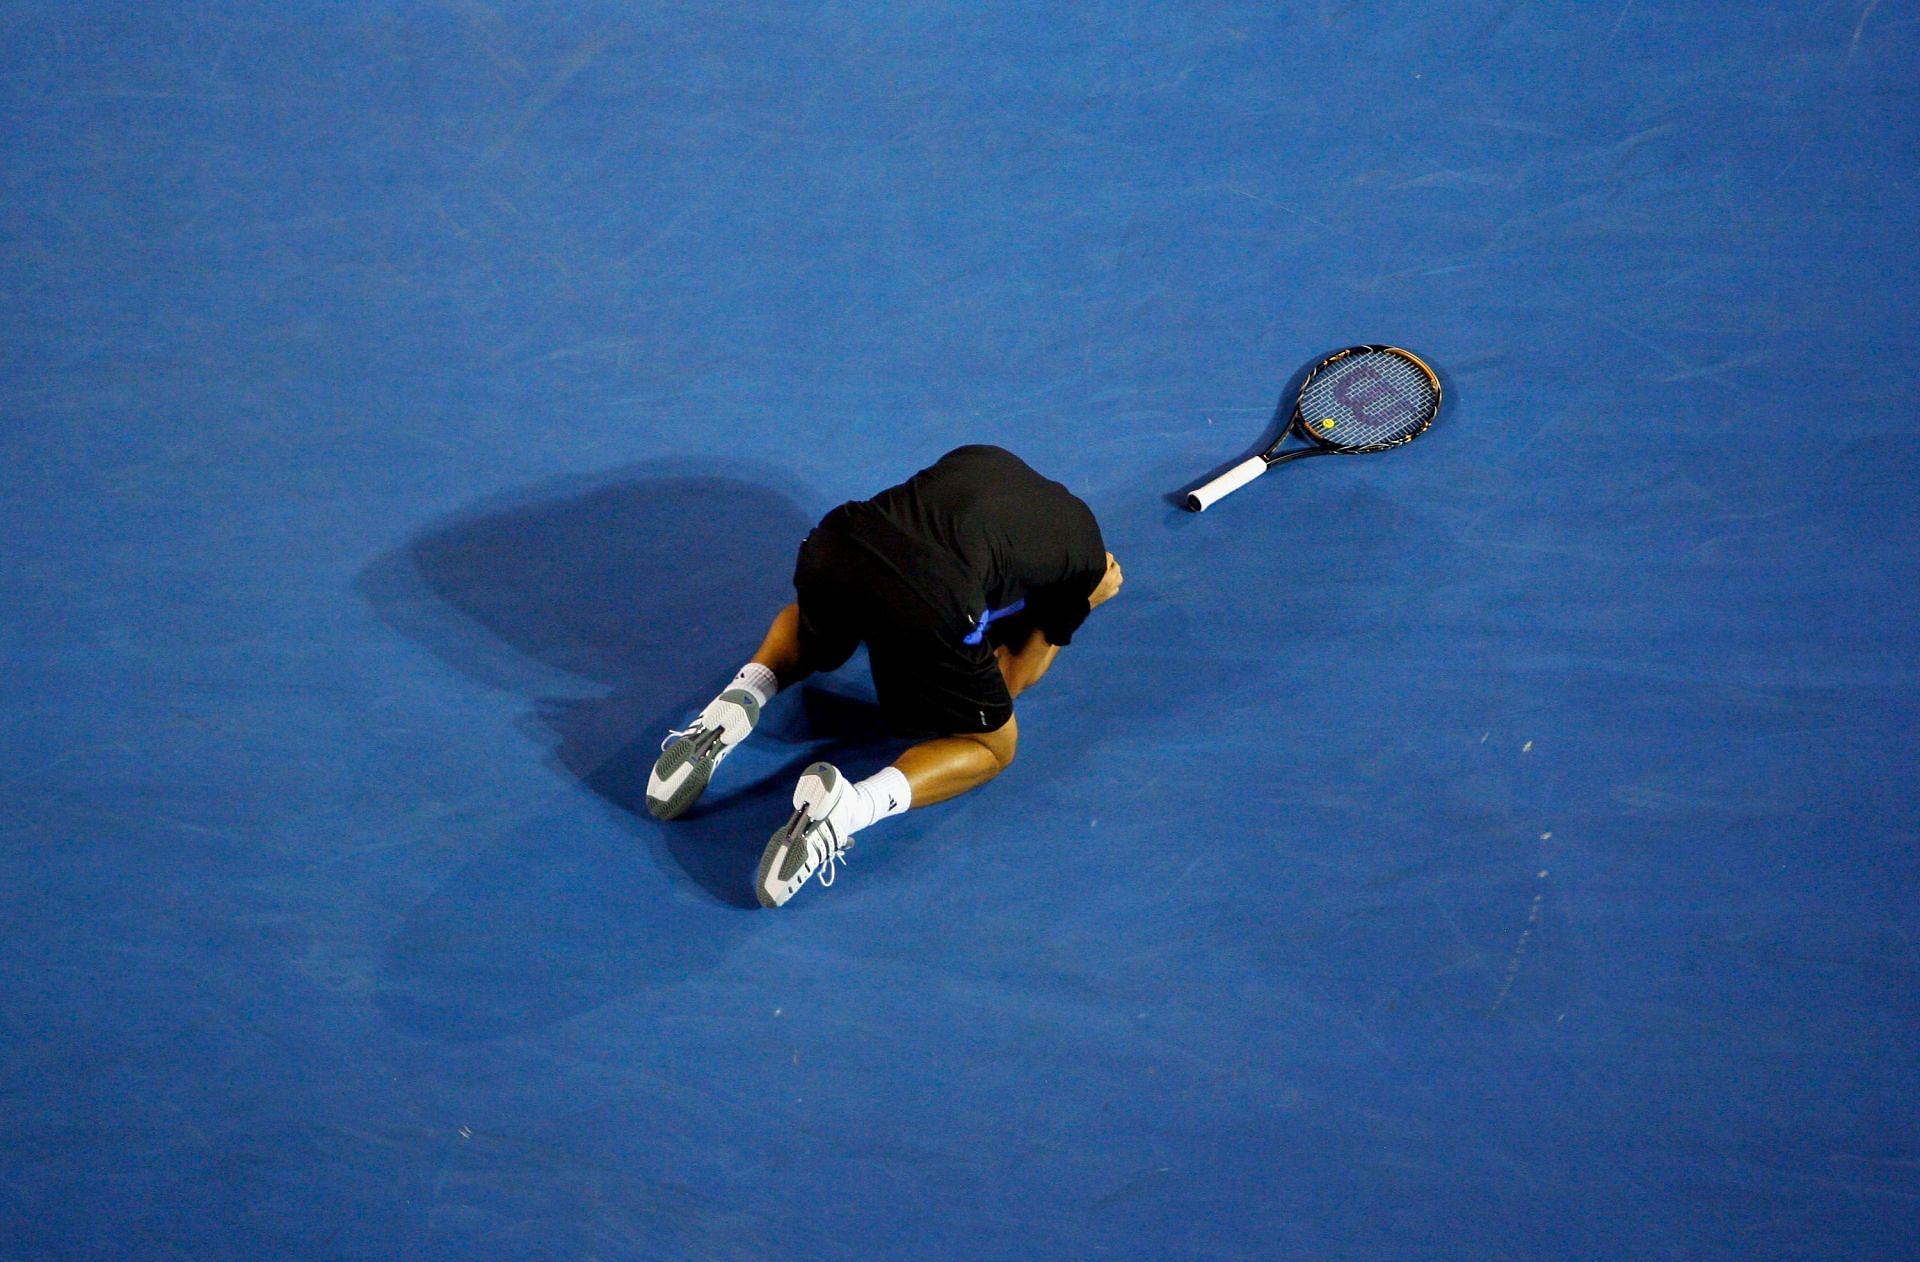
[1299, 351, 1437, 450]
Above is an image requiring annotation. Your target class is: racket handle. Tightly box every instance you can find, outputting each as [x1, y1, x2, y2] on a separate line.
[1186, 456, 1267, 512]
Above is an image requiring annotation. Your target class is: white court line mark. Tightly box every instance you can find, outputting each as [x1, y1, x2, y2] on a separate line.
[1847, 0, 1884, 68]
[1487, 867, 1549, 1016]
[1588, 308, 1692, 373]
[1225, 183, 1357, 239]
[0, 749, 95, 795]
[473, 30, 619, 170]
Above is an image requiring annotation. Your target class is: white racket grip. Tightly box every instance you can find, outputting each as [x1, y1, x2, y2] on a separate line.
[1186, 456, 1268, 511]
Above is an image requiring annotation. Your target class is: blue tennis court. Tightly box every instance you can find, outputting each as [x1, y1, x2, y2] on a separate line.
[4, 4, 1915, 1258]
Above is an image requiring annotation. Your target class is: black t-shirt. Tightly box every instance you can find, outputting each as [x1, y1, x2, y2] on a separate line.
[829, 445, 1107, 647]
[790, 446, 1106, 735]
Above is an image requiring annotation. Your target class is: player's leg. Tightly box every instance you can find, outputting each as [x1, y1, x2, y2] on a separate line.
[754, 714, 1019, 908]
[756, 633, 1034, 907]
[650, 514, 869, 821]
[647, 603, 822, 821]
[879, 620, 1044, 805]
[852, 611, 1039, 808]
[747, 601, 811, 685]
[891, 709, 1018, 805]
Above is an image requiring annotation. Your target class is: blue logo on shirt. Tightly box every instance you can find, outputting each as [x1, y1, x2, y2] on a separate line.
[962, 598, 1026, 645]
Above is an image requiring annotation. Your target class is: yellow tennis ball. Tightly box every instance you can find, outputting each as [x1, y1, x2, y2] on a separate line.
[1319, 417, 1336, 429]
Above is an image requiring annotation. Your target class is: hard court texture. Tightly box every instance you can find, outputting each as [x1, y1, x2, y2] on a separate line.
[2, 4, 1916, 1260]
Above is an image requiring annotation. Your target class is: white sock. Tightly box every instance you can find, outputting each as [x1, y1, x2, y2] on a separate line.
[841, 766, 913, 833]
[728, 662, 779, 709]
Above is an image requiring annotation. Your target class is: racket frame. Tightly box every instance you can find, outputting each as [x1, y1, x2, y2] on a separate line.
[1185, 344, 1441, 512]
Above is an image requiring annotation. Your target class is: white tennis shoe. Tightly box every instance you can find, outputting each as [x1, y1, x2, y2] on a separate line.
[756, 761, 857, 908]
[646, 689, 760, 820]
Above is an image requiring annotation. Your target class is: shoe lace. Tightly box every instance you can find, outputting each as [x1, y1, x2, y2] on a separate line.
[811, 825, 852, 888]
[658, 718, 705, 753]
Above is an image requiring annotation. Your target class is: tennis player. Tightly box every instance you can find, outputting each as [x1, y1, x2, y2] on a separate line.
[646, 445, 1122, 907]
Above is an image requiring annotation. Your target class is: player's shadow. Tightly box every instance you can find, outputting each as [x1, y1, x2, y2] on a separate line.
[356, 459, 907, 1037]
[358, 458, 894, 906]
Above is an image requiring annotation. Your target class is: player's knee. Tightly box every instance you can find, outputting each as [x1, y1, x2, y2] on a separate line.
[971, 717, 1017, 774]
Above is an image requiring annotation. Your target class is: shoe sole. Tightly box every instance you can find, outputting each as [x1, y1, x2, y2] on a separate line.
[646, 690, 760, 820]
[646, 729, 720, 820]
[755, 761, 841, 908]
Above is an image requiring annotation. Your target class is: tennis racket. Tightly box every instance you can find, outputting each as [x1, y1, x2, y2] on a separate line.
[1185, 345, 1442, 511]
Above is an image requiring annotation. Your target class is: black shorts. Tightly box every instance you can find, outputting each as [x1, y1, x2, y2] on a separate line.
[792, 514, 1013, 739]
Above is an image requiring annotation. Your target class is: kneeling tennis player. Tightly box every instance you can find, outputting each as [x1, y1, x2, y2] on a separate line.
[646, 445, 1123, 907]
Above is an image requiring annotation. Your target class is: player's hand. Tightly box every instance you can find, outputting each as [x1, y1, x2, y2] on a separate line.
[1088, 552, 1124, 609]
